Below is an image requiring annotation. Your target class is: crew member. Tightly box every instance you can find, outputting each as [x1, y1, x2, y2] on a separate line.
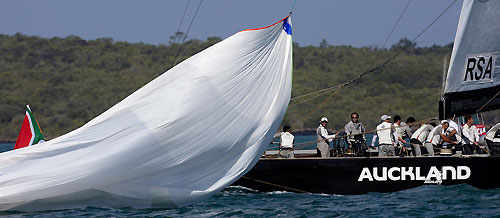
[462, 115, 480, 155]
[424, 124, 442, 156]
[403, 117, 417, 137]
[410, 122, 435, 156]
[447, 117, 462, 138]
[393, 115, 408, 156]
[344, 112, 366, 156]
[440, 121, 461, 149]
[371, 115, 396, 156]
[317, 117, 338, 158]
[276, 125, 295, 158]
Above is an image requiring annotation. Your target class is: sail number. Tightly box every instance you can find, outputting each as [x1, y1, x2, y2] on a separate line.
[464, 55, 495, 83]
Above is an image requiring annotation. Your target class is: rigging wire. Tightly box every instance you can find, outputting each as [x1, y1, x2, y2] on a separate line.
[476, 89, 500, 113]
[345, 0, 458, 85]
[174, 0, 191, 45]
[301, 85, 344, 116]
[289, 0, 458, 108]
[290, 0, 297, 13]
[290, 84, 342, 101]
[381, 0, 412, 49]
[415, 5, 461, 47]
[177, 40, 196, 60]
[171, 0, 204, 68]
[292, 0, 413, 109]
[288, 85, 343, 108]
[165, 0, 191, 69]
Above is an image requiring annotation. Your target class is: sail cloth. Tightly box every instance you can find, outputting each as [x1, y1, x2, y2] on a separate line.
[14, 105, 45, 150]
[0, 16, 293, 211]
[441, 0, 500, 118]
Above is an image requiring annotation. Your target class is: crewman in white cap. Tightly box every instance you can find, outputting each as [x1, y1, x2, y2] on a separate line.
[316, 117, 338, 157]
[371, 115, 397, 156]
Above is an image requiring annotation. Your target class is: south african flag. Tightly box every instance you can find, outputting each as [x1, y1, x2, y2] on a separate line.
[14, 105, 44, 149]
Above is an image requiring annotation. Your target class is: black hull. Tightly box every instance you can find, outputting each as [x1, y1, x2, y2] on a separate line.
[233, 156, 500, 195]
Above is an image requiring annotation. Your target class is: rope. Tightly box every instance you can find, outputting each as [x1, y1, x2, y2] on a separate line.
[290, 85, 342, 101]
[242, 176, 310, 193]
[382, 0, 412, 48]
[288, 85, 342, 108]
[171, 0, 204, 68]
[288, 0, 458, 107]
[302, 84, 344, 117]
[476, 88, 500, 113]
[348, 0, 458, 85]
[475, 143, 490, 155]
[268, 117, 437, 151]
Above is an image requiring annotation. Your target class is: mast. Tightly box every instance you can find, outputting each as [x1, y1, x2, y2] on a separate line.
[441, 56, 447, 98]
[439, 56, 447, 119]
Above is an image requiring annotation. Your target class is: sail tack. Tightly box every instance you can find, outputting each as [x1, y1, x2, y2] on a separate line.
[0, 16, 293, 211]
[442, 0, 500, 118]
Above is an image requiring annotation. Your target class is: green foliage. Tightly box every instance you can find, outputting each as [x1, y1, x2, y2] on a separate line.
[0, 33, 474, 141]
[0, 34, 221, 141]
[286, 42, 452, 132]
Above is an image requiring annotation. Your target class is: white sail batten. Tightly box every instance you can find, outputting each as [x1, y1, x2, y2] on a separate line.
[0, 17, 293, 211]
[442, 0, 500, 117]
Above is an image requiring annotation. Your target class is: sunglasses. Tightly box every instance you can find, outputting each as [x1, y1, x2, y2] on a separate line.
[351, 117, 358, 119]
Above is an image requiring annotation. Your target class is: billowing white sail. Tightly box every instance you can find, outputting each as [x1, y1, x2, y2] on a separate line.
[442, 0, 500, 118]
[0, 16, 293, 211]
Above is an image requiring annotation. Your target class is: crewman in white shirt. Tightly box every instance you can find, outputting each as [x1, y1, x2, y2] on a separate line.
[316, 117, 338, 158]
[462, 115, 480, 155]
[440, 120, 460, 148]
[447, 117, 462, 138]
[425, 125, 443, 155]
[277, 126, 295, 158]
[410, 123, 435, 156]
[372, 115, 397, 156]
[393, 115, 408, 156]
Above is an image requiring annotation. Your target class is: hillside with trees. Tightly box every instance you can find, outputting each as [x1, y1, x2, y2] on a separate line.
[0, 34, 498, 141]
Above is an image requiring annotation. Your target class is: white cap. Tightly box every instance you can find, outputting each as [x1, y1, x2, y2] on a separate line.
[381, 115, 391, 121]
[320, 117, 328, 122]
[441, 120, 449, 124]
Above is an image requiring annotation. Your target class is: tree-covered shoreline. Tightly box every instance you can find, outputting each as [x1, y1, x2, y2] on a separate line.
[1, 34, 498, 141]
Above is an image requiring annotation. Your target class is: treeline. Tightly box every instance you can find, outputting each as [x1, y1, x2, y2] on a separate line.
[0, 34, 497, 141]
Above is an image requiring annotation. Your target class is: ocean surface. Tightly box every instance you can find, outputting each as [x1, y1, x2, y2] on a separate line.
[1, 136, 500, 217]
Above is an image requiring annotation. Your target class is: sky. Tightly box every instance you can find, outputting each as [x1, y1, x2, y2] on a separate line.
[0, 0, 463, 48]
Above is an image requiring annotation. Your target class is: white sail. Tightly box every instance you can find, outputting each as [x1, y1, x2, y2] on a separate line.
[442, 0, 500, 117]
[0, 16, 293, 211]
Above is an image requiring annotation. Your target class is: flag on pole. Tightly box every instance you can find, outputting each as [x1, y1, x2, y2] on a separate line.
[14, 105, 44, 149]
